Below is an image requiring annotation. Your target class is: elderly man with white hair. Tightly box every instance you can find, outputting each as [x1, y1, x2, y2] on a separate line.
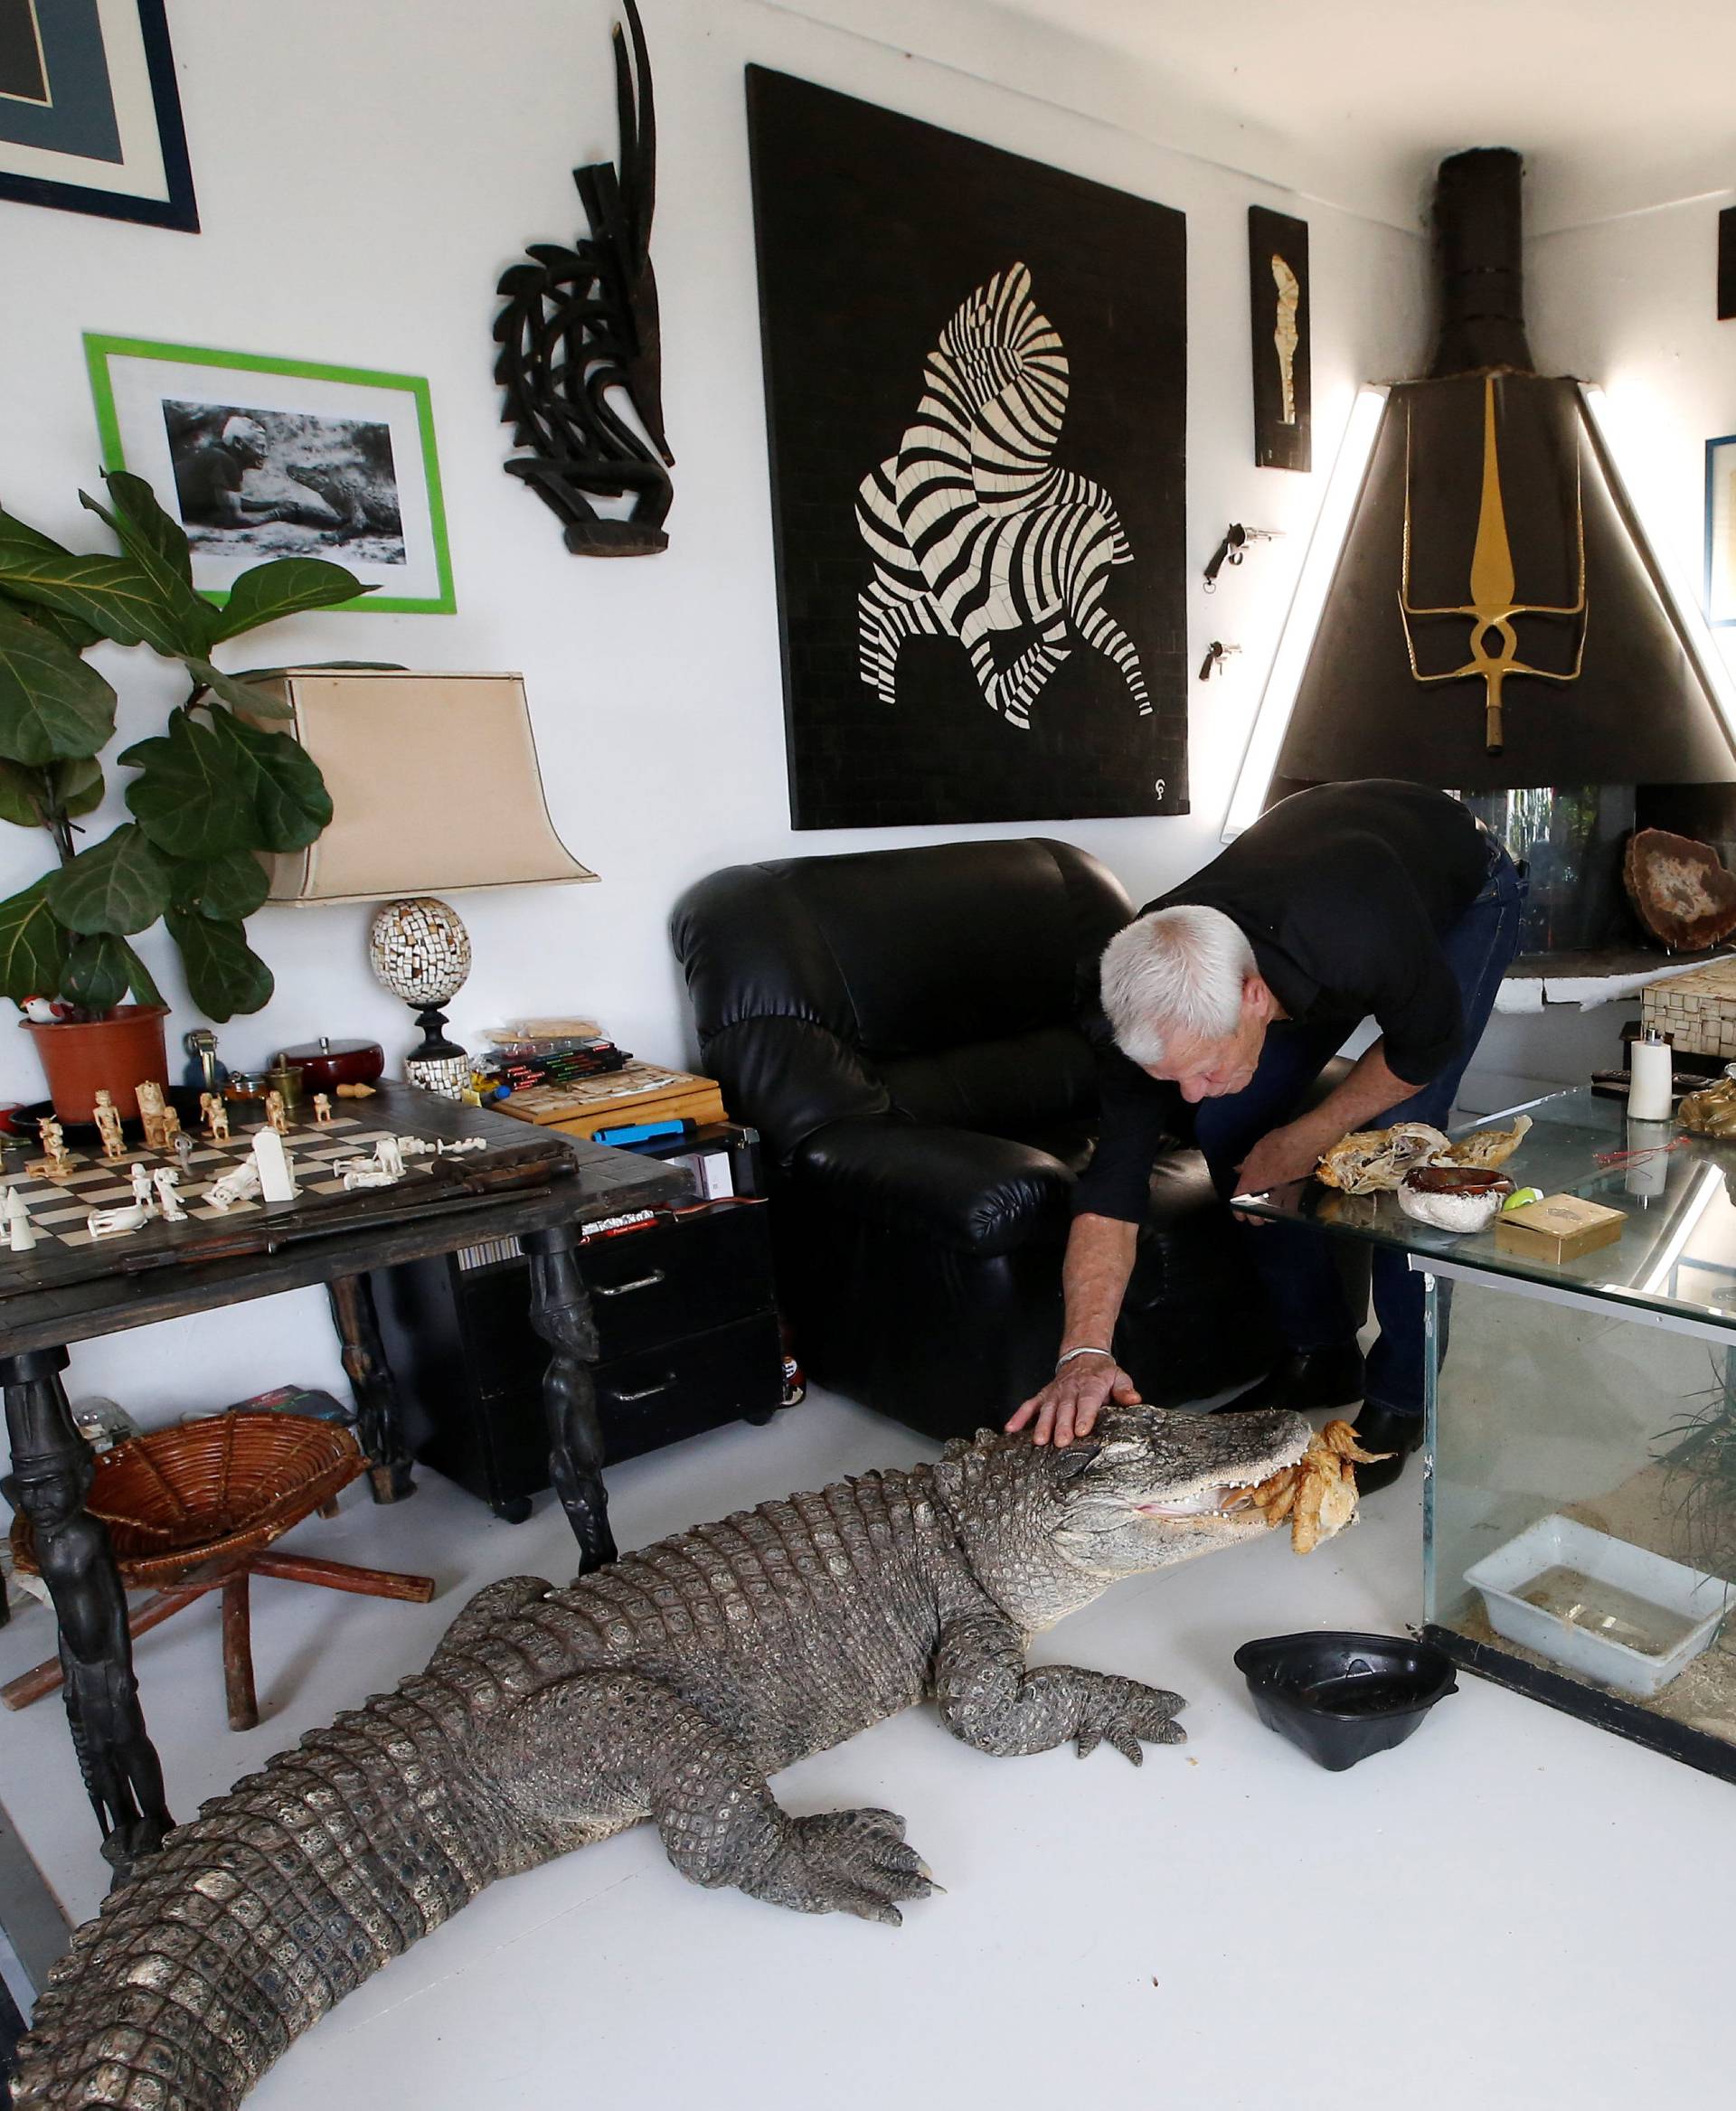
[1007, 778, 1525, 1489]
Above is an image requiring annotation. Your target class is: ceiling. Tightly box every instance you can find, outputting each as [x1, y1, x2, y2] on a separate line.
[775, 0, 1736, 232]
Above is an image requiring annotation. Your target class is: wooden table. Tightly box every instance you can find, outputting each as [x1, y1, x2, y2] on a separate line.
[0, 1086, 687, 1881]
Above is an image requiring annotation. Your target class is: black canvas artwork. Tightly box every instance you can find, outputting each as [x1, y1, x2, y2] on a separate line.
[746, 67, 1187, 830]
[1720, 205, 1736, 323]
[1249, 206, 1310, 472]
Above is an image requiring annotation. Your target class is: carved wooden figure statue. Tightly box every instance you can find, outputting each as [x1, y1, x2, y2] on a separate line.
[201, 1093, 230, 1144]
[493, 0, 674, 554]
[264, 1090, 288, 1136]
[6, 1437, 170, 1860]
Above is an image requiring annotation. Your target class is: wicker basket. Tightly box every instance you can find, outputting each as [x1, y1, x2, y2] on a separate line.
[10, 1413, 363, 1587]
[1640, 959, 1736, 1060]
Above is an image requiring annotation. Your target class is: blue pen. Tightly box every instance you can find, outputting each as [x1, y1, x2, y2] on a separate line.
[595, 1118, 692, 1145]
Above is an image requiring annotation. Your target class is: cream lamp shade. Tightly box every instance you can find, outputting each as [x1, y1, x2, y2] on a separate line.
[250, 670, 597, 902]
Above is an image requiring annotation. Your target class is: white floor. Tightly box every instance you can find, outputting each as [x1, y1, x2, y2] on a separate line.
[3, 1389, 1731, 2111]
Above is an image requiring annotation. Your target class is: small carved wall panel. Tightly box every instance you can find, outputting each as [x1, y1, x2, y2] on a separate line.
[1249, 206, 1310, 472]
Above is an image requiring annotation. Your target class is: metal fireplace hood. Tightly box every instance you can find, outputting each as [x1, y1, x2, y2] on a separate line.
[1271, 148, 1736, 797]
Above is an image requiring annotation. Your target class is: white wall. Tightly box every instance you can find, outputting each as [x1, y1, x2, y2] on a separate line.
[0, 0, 1423, 1428]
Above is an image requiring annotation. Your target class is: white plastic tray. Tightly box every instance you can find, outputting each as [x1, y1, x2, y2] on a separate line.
[1464, 1513, 1734, 1699]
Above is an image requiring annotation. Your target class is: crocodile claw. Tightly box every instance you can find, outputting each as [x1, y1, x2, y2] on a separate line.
[786, 1807, 938, 1925]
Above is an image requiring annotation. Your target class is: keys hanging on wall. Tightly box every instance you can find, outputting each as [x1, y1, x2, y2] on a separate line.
[1198, 640, 1242, 682]
[1203, 522, 1284, 591]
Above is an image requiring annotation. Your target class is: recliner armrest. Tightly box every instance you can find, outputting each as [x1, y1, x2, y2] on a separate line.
[791, 1117, 1072, 1258]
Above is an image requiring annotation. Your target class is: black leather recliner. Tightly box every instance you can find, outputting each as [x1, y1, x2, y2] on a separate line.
[670, 837, 1282, 1441]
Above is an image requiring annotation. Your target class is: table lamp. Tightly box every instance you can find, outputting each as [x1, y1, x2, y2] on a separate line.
[254, 671, 597, 1094]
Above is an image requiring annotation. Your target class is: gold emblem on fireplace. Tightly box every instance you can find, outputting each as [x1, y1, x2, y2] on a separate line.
[1399, 376, 1586, 754]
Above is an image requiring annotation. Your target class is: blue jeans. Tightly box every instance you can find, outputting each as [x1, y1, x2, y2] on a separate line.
[1192, 837, 1526, 1420]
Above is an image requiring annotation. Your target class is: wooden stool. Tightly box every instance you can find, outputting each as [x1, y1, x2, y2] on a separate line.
[3, 1413, 434, 1731]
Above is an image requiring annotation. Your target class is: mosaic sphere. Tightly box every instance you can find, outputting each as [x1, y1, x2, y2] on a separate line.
[367, 896, 473, 1007]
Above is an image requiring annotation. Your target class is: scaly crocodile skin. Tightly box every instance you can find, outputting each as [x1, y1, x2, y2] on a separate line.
[12, 1405, 1310, 2111]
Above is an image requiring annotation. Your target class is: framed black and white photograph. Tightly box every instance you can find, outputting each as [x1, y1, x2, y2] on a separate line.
[0, 0, 197, 231]
[85, 335, 455, 614]
[1707, 432, 1736, 626]
[1249, 204, 1310, 472]
[747, 67, 1188, 831]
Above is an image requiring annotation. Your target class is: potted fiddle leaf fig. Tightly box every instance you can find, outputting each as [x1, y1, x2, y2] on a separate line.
[0, 469, 380, 1118]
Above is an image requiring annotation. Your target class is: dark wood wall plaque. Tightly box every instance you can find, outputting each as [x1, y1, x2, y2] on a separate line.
[747, 67, 1188, 830]
[1249, 205, 1311, 472]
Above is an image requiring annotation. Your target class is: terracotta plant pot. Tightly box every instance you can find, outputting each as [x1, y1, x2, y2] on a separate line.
[24, 1004, 171, 1125]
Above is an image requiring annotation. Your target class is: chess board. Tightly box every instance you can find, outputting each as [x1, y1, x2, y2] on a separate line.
[1, 1117, 438, 1254]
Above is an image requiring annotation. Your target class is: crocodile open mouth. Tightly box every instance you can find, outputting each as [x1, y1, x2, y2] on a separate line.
[1135, 1435, 1312, 1521]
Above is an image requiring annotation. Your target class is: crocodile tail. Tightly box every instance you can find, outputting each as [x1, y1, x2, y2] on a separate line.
[11, 1675, 507, 2111]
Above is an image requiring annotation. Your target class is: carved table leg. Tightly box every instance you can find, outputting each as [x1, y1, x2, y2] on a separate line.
[0, 1347, 173, 1882]
[327, 1275, 416, 1503]
[523, 1223, 616, 1571]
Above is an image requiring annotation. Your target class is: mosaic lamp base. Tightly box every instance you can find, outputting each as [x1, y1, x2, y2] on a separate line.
[367, 897, 473, 1099]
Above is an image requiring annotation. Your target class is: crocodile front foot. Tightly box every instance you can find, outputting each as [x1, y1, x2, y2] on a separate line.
[763, 1805, 937, 1927]
[1071, 1671, 1187, 1763]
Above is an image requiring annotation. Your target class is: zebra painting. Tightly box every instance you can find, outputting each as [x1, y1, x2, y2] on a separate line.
[854, 264, 1152, 730]
[747, 63, 1186, 829]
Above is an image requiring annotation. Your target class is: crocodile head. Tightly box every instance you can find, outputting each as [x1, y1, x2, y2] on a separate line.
[935, 1406, 1314, 1634]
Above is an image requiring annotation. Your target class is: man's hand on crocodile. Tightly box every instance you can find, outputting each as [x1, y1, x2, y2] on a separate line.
[1005, 1350, 1142, 1447]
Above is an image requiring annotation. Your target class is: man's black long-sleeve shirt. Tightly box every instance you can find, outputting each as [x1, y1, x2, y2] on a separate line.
[1074, 781, 1488, 1224]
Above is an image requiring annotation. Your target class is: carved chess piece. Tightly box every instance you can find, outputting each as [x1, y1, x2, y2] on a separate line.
[313, 1092, 334, 1125]
[201, 1092, 231, 1144]
[158, 1105, 182, 1151]
[264, 1089, 288, 1136]
[134, 1081, 168, 1152]
[35, 1117, 73, 1182]
[128, 1164, 156, 1212]
[375, 1135, 405, 1180]
[203, 1159, 260, 1212]
[251, 1127, 297, 1203]
[86, 1202, 150, 1239]
[152, 1167, 186, 1223]
[6, 1186, 36, 1252]
[92, 1091, 125, 1162]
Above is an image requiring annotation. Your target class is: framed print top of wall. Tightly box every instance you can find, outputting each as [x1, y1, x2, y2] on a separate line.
[1249, 205, 1309, 471]
[85, 335, 456, 614]
[0, 0, 196, 231]
[747, 67, 1187, 831]
[1707, 433, 1736, 625]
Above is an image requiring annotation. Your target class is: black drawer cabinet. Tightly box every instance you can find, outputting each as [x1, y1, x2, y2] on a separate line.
[369, 1202, 785, 1522]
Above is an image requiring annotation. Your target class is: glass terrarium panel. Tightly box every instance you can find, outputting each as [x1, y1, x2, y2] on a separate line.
[1425, 1272, 1736, 1762]
[1240, 1088, 1736, 1336]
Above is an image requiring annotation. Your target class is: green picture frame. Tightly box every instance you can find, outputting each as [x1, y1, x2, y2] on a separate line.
[84, 333, 456, 615]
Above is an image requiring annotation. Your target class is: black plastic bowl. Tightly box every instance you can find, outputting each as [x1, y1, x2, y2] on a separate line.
[1232, 1630, 1458, 1771]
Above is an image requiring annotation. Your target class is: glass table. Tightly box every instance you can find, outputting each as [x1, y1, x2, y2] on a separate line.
[1237, 1086, 1736, 1786]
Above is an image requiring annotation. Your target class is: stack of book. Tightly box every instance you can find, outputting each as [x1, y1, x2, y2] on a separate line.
[489, 1057, 726, 1141]
[474, 1018, 630, 1101]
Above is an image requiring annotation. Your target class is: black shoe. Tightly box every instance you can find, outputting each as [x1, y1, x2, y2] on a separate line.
[1216, 1343, 1364, 1417]
[1351, 1400, 1425, 1494]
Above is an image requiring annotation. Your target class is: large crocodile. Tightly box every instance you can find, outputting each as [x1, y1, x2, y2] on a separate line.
[12, 1405, 1314, 2110]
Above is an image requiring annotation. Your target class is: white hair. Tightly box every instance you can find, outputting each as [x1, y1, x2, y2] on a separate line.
[1099, 905, 1256, 1067]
